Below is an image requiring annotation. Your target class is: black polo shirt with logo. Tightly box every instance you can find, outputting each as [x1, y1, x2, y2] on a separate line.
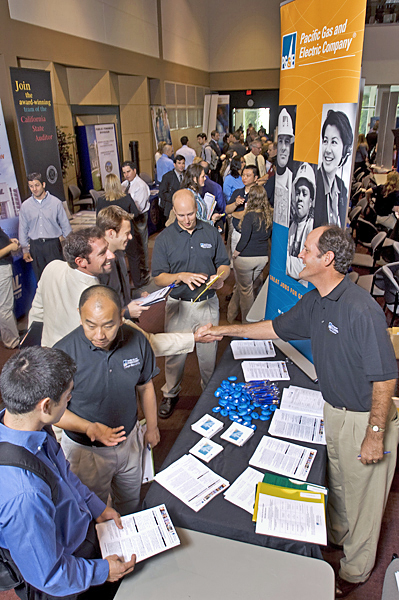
[273, 276, 398, 411]
[54, 324, 157, 446]
[151, 219, 229, 302]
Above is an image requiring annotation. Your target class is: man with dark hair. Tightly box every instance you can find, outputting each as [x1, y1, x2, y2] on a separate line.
[54, 285, 159, 516]
[158, 154, 186, 218]
[28, 227, 114, 347]
[225, 165, 259, 256]
[200, 224, 399, 597]
[230, 131, 247, 157]
[176, 136, 196, 166]
[121, 161, 150, 287]
[0, 346, 136, 599]
[18, 172, 72, 280]
[96, 206, 147, 320]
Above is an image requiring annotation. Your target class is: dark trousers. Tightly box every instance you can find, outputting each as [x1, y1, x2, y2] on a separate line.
[29, 238, 64, 281]
[12, 521, 119, 600]
[125, 215, 149, 288]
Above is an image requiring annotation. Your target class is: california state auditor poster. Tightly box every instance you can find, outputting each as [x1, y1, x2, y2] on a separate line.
[265, 0, 367, 360]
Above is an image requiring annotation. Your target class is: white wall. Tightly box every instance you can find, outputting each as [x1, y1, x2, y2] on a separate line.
[7, 0, 159, 58]
[161, 0, 210, 71]
[208, 0, 281, 73]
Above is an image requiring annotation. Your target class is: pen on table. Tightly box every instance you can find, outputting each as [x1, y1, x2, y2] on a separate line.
[357, 451, 391, 459]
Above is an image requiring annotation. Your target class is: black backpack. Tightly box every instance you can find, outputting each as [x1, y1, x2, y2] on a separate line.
[0, 441, 58, 591]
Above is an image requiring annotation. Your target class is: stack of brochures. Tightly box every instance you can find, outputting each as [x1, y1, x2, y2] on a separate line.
[230, 339, 276, 360]
[220, 422, 254, 446]
[191, 414, 224, 438]
[252, 473, 328, 545]
[189, 438, 224, 463]
[268, 385, 326, 445]
[249, 436, 317, 481]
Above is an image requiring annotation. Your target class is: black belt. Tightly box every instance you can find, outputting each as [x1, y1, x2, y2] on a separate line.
[31, 237, 59, 243]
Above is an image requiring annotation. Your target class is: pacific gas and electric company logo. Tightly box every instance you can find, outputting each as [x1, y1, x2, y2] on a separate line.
[281, 32, 297, 70]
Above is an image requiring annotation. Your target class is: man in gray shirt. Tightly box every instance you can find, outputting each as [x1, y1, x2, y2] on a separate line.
[19, 172, 71, 280]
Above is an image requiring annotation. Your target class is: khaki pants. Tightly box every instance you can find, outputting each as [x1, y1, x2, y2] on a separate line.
[324, 402, 399, 583]
[227, 255, 268, 323]
[61, 423, 143, 516]
[0, 264, 19, 348]
[162, 295, 219, 397]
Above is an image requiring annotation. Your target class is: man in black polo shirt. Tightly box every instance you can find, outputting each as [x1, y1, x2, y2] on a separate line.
[54, 285, 159, 516]
[202, 225, 399, 598]
[152, 189, 230, 418]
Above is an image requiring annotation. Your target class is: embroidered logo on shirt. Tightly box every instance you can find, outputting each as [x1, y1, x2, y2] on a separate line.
[200, 243, 212, 249]
[123, 358, 140, 369]
[328, 322, 339, 335]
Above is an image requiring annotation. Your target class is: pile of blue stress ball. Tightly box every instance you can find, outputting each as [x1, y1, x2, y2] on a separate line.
[212, 376, 281, 431]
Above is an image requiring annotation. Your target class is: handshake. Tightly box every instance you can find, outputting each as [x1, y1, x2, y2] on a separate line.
[194, 323, 222, 343]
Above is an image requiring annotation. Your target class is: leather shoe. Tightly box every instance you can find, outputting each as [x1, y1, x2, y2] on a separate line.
[158, 397, 178, 419]
[335, 575, 362, 598]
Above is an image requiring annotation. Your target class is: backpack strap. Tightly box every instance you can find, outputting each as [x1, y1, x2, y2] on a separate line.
[0, 442, 58, 503]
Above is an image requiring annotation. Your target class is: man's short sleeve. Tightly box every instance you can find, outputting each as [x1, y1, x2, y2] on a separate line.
[137, 333, 159, 385]
[273, 295, 312, 341]
[151, 232, 170, 277]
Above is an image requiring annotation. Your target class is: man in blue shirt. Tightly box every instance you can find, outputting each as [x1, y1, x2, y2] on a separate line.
[19, 172, 72, 281]
[155, 144, 174, 184]
[0, 346, 135, 599]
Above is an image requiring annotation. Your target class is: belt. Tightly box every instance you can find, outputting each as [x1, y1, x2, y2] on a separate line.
[31, 237, 59, 243]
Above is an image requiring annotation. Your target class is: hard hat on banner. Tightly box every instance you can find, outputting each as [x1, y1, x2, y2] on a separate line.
[278, 108, 295, 141]
[293, 162, 316, 196]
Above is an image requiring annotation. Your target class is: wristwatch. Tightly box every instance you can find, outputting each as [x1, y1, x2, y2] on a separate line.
[368, 424, 385, 433]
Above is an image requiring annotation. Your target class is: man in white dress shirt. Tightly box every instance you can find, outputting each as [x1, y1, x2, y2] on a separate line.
[175, 136, 196, 166]
[121, 161, 151, 287]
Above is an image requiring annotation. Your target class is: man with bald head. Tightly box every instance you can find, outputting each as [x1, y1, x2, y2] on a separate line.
[54, 284, 159, 515]
[152, 189, 230, 418]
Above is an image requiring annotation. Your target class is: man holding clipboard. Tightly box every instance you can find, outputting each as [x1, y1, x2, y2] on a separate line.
[152, 189, 230, 418]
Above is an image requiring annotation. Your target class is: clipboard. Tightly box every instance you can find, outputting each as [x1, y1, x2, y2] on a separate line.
[191, 271, 225, 303]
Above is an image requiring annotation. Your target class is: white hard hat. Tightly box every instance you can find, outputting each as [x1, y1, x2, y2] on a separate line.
[278, 108, 295, 141]
[293, 162, 316, 196]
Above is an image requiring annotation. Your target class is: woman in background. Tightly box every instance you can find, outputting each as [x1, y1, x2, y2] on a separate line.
[180, 164, 222, 226]
[223, 155, 244, 206]
[227, 185, 273, 323]
[354, 133, 369, 176]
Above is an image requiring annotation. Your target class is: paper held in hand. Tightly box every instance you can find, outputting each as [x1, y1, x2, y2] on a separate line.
[96, 504, 180, 563]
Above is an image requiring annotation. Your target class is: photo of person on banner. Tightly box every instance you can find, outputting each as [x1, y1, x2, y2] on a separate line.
[273, 106, 296, 228]
[286, 162, 316, 283]
[314, 104, 356, 230]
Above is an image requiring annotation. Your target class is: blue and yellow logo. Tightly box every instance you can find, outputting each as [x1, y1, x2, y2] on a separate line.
[281, 32, 297, 70]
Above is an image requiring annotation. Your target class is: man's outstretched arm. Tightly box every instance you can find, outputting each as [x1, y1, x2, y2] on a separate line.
[196, 320, 278, 341]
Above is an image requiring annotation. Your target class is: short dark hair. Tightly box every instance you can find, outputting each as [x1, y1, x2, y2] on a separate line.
[197, 133, 207, 141]
[79, 284, 122, 313]
[316, 225, 355, 274]
[181, 163, 204, 193]
[230, 156, 243, 179]
[27, 172, 43, 183]
[180, 136, 188, 145]
[321, 110, 353, 157]
[211, 130, 217, 137]
[97, 205, 131, 234]
[121, 161, 137, 171]
[0, 347, 76, 415]
[174, 154, 185, 164]
[243, 164, 259, 178]
[233, 132, 241, 141]
[63, 227, 104, 269]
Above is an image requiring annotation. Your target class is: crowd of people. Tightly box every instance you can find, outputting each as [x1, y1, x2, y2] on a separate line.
[0, 117, 398, 600]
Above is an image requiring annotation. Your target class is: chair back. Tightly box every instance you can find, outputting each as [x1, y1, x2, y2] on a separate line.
[68, 184, 81, 202]
[355, 217, 378, 245]
[140, 172, 153, 185]
[89, 189, 102, 208]
[381, 264, 399, 306]
[371, 231, 387, 255]
[392, 241, 399, 262]
[349, 205, 362, 229]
